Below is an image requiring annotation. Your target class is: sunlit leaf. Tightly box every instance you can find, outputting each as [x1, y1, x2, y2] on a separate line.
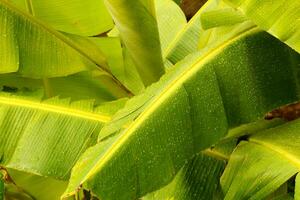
[0, 0, 109, 78]
[10, 0, 113, 36]
[224, 0, 300, 53]
[0, 91, 126, 182]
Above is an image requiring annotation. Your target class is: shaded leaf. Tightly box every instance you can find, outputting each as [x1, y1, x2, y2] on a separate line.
[6, 169, 67, 200]
[0, 173, 3, 200]
[295, 173, 300, 200]
[143, 153, 225, 200]
[0, 72, 129, 103]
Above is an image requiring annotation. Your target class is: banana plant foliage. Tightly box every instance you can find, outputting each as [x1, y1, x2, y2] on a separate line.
[63, 29, 300, 199]
[224, 0, 300, 53]
[0, 0, 300, 199]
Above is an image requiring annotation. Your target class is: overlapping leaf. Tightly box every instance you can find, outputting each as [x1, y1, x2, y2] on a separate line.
[221, 118, 300, 199]
[224, 0, 300, 53]
[104, 0, 165, 85]
[0, 91, 126, 182]
[0, 0, 108, 78]
[162, 0, 219, 64]
[0, 72, 129, 103]
[143, 153, 225, 200]
[6, 169, 67, 200]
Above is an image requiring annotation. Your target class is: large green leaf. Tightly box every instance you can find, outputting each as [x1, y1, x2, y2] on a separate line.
[103, 0, 165, 86]
[0, 0, 110, 78]
[63, 29, 300, 199]
[142, 140, 235, 200]
[10, 0, 113, 36]
[0, 91, 126, 182]
[221, 118, 300, 199]
[224, 0, 300, 53]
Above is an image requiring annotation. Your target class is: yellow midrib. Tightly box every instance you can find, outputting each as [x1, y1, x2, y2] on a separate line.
[0, 96, 110, 123]
[250, 138, 300, 170]
[74, 26, 260, 189]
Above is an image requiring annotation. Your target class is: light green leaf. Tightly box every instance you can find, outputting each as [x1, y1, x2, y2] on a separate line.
[0, 91, 126, 182]
[104, 0, 165, 86]
[6, 169, 67, 200]
[224, 0, 300, 53]
[156, 0, 187, 55]
[64, 29, 300, 199]
[221, 118, 300, 199]
[10, 0, 113, 36]
[163, 0, 219, 64]
[120, 48, 145, 95]
[180, 0, 209, 19]
[143, 153, 225, 200]
[0, 0, 110, 78]
[200, 8, 247, 30]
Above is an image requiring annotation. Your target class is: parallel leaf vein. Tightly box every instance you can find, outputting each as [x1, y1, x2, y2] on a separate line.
[0, 96, 110, 123]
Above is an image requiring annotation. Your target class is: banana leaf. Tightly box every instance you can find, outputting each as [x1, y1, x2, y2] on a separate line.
[0, 0, 111, 78]
[200, 8, 246, 30]
[103, 0, 165, 86]
[224, 0, 300, 53]
[142, 140, 236, 200]
[63, 29, 300, 199]
[296, 174, 300, 200]
[162, 0, 219, 64]
[9, 0, 113, 36]
[221, 118, 300, 199]
[155, 0, 187, 56]
[0, 91, 126, 183]
[5, 169, 67, 200]
[0, 173, 3, 200]
[143, 153, 225, 200]
[89, 37, 145, 95]
[0, 71, 129, 103]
